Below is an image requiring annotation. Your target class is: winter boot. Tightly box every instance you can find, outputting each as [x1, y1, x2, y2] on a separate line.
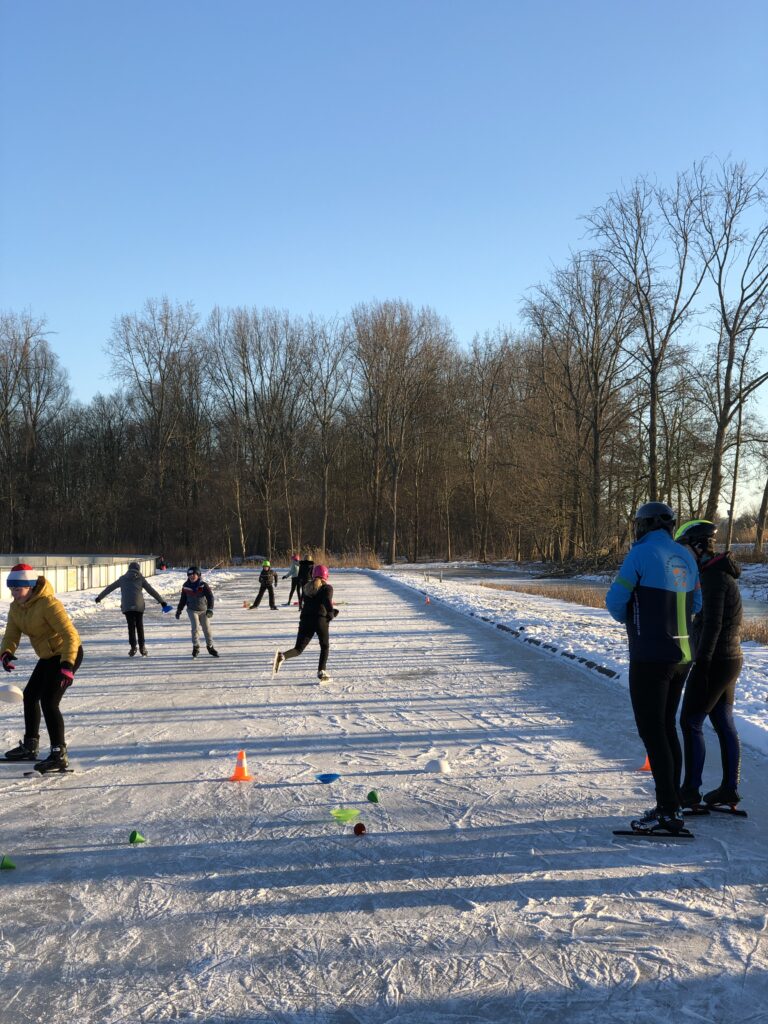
[272, 650, 285, 675]
[678, 786, 703, 810]
[139, 646, 148, 657]
[317, 670, 332, 683]
[704, 785, 742, 807]
[206, 645, 219, 658]
[5, 735, 39, 761]
[129, 647, 137, 657]
[192, 646, 200, 658]
[630, 806, 684, 835]
[34, 744, 68, 774]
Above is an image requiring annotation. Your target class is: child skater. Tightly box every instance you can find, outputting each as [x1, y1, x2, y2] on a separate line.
[282, 554, 301, 606]
[95, 560, 173, 656]
[250, 560, 279, 610]
[176, 566, 218, 657]
[2, 563, 84, 772]
[272, 564, 339, 682]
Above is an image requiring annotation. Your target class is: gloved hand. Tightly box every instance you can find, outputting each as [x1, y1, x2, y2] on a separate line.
[1, 651, 16, 672]
[205, 609, 213, 619]
[175, 611, 181, 620]
[94, 596, 101, 604]
[162, 603, 172, 613]
[60, 663, 75, 690]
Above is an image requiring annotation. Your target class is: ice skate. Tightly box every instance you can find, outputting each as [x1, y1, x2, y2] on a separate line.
[317, 670, 332, 683]
[629, 806, 686, 835]
[272, 650, 285, 675]
[4, 736, 39, 761]
[128, 647, 137, 657]
[207, 645, 219, 657]
[704, 785, 741, 808]
[192, 646, 200, 658]
[34, 744, 69, 774]
[679, 786, 708, 814]
[139, 647, 148, 657]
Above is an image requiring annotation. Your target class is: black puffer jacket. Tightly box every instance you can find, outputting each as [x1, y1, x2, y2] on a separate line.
[691, 552, 743, 662]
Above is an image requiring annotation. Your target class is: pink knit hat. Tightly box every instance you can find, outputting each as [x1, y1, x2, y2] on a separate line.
[6, 563, 37, 587]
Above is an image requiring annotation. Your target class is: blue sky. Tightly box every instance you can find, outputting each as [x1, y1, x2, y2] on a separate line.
[1, 0, 767, 405]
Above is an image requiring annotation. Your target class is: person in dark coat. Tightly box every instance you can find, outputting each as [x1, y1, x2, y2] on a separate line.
[675, 520, 744, 809]
[272, 564, 339, 681]
[250, 561, 279, 611]
[95, 561, 172, 656]
[295, 555, 314, 610]
[175, 567, 217, 657]
[282, 554, 301, 606]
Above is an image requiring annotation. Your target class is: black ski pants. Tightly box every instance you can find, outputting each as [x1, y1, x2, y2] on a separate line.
[124, 610, 145, 650]
[251, 584, 276, 610]
[23, 645, 84, 748]
[629, 660, 688, 813]
[286, 579, 299, 604]
[680, 657, 741, 794]
[285, 618, 330, 672]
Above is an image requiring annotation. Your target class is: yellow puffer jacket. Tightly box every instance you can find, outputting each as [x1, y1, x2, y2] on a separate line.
[1, 577, 81, 665]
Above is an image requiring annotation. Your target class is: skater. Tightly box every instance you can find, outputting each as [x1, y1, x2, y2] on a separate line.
[95, 560, 173, 656]
[282, 554, 301, 605]
[176, 567, 218, 657]
[606, 503, 701, 835]
[272, 564, 339, 682]
[295, 553, 315, 610]
[1, 563, 83, 772]
[675, 520, 743, 811]
[250, 560, 279, 610]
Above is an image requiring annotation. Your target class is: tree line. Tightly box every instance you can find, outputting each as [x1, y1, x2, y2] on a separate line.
[2, 159, 767, 565]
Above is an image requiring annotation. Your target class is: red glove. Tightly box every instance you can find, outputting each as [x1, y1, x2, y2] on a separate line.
[1, 651, 16, 672]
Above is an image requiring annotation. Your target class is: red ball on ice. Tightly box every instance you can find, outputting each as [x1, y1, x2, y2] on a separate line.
[353, 822, 366, 836]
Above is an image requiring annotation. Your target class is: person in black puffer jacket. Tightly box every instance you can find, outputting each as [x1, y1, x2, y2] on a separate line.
[271, 564, 338, 681]
[675, 520, 743, 809]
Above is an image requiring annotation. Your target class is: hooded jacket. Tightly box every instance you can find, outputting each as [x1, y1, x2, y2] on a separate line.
[606, 529, 702, 663]
[1, 577, 81, 664]
[691, 552, 743, 662]
[96, 563, 166, 613]
[177, 577, 214, 615]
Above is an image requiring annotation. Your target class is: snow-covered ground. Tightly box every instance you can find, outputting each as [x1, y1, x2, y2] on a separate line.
[1, 567, 767, 1023]
[383, 565, 768, 757]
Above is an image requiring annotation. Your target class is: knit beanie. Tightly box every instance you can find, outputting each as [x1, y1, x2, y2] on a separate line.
[7, 563, 37, 586]
[128, 561, 140, 571]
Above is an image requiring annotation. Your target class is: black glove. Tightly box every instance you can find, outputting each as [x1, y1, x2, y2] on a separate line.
[60, 662, 75, 690]
[205, 609, 213, 619]
[175, 611, 181, 620]
[1, 651, 16, 672]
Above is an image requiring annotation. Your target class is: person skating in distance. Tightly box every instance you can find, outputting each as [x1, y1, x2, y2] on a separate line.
[272, 564, 339, 682]
[606, 503, 701, 835]
[295, 554, 314, 611]
[282, 554, 301, 606]
[176, 567, 218, 658]
[250, 561, 279, 610]
[675, 520, 744, 812]
[2, 563, 84, 772]
[94, 560, 172, 656]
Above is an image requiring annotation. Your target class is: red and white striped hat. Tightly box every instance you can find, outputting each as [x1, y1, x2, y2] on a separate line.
[6, 563, 37, 586]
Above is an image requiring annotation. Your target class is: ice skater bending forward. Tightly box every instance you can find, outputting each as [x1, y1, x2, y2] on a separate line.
[272, 565, 339, 682]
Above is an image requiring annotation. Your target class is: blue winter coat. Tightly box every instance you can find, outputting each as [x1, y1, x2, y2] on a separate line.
[605, 529, 701, 663]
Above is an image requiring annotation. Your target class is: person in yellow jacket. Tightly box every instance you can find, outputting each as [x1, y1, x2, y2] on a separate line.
[1, 563, 83, 772]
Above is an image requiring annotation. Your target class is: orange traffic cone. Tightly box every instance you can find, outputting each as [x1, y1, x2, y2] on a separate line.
[229, 750, 253, 782]
[425, 595, 430, 605]
[639, 754, 651, 772]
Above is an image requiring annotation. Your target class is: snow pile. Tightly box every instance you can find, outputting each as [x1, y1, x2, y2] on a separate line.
[381, 568, 768, 758]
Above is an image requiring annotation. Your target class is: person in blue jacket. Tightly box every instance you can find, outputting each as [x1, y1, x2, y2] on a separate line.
[606, 501, 701, 835]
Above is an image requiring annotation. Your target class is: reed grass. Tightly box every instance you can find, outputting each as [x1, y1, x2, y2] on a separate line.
[479, 581, 768, 644]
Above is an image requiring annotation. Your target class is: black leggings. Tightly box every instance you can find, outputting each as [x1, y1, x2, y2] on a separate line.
[23, 646, 84, 747]
[285, 619, 330, 672]
[680, 657, 741, 793]
[252, 584, 276, 609]
[124, 610, 145, 649]
[629, 661, 688, 813]
[287, 579, 299, 603]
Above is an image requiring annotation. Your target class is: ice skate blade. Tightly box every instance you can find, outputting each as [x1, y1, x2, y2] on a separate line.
[708, 804, 748, 818]
[24, 768, 75, 777]
[683, 806, 711, 817]
[613, 828, 694, 840]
